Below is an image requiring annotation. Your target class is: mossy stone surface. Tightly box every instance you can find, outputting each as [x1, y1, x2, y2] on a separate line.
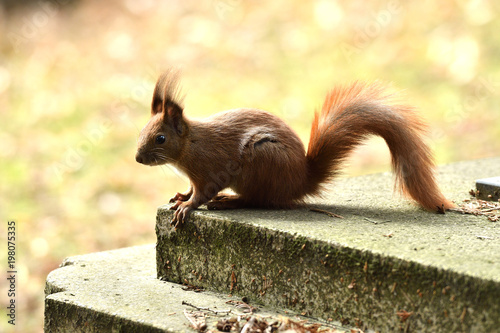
[45, 245, 349, 332]
[156, 157, 500, 332]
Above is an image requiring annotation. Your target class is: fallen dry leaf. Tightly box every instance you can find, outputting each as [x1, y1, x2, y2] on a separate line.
[396, 310, 413, 322]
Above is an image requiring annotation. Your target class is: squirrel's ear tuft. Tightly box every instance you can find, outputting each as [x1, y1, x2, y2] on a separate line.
[151, 69, 184, 116]
[154, 69, 185, 135]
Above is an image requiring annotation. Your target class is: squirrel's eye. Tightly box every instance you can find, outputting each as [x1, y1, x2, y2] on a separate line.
[155, 135, 166, 144]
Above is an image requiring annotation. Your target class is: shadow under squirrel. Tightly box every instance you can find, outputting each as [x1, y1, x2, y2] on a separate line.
[136, 70, 454, 227]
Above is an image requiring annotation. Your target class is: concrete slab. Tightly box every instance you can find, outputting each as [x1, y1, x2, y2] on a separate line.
[156, 157, 500, 332]
[44, 245, 352, 332]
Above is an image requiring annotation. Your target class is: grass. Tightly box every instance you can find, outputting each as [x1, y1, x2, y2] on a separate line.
[0, 0, 499, 331]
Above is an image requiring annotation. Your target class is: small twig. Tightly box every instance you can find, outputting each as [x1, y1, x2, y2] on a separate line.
[364, 217, 391, 225]
[241, 316, 256, 333]
[479, 207, 500, 213]
[183, 309, 207, 332]
[476, 235, 494, 240]
[182, 301, 231, 315]
[309, 208, 344, 219]
[226, 300, 256, 314]
[181, 280, 204, 292]
[235, 303, 255, 314]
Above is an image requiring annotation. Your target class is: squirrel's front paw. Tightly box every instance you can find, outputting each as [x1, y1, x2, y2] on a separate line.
[169, 192, 191, 203]
[171, 201, 193, 228]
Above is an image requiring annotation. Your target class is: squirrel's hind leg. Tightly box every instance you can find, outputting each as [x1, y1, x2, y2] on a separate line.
[207, 194, 246, 210]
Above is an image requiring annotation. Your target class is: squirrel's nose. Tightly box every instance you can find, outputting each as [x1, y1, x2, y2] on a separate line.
[135, 152, 144, 164]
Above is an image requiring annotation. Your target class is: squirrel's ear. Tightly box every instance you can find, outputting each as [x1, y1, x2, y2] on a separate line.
[151, 75, 166, 115]
[164, 103, 185, 135]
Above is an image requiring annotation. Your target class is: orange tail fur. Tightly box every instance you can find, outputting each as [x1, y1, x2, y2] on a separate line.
[305, 82, 454, 212]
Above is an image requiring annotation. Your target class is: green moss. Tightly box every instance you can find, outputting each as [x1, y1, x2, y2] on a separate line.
[156, 204, 500, 332]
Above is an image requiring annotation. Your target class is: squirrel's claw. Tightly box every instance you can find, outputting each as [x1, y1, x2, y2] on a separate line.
[170, 200, 182, 210]
[170, 201, 193, 228]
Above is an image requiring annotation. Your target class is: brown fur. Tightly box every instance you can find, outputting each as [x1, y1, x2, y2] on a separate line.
[136, 74, 454, 226]
[306, 82, 454, 211]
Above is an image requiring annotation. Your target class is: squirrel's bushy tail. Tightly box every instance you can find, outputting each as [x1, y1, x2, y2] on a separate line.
[305, 82, 454, 212]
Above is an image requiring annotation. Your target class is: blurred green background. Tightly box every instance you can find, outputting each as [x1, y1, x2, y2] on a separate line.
[0, 0, 499, 331]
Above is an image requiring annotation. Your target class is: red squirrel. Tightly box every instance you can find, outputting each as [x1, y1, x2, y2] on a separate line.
[136, 70, 454, 227]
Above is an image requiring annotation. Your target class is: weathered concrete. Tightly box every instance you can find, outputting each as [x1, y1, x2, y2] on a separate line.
[44, 245, 351, 332]
[156, 157, 500, 332]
